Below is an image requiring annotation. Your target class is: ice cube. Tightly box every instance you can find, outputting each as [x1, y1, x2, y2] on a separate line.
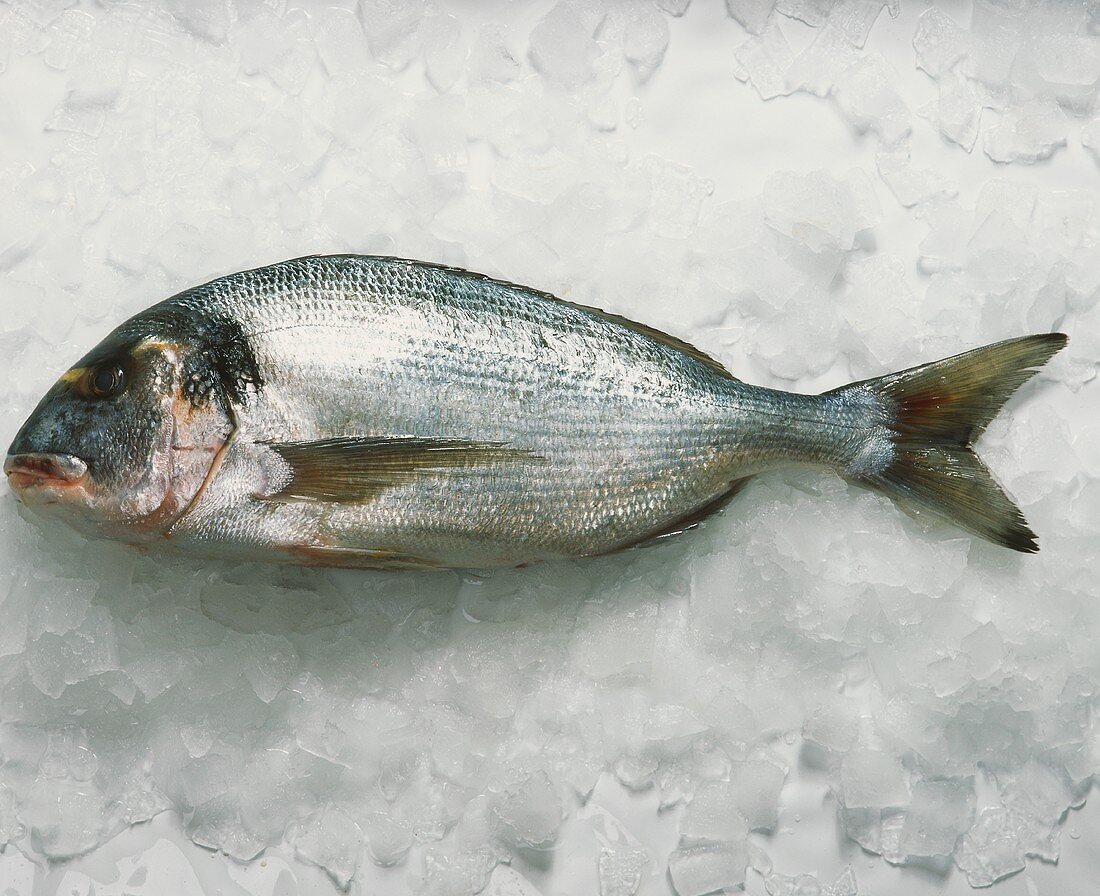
[912, 6, 969, 77]
[828, 0, 888, 50]
[734, 22, 795, 100]
[921, 71, 983, 151]
[598, 845, 649, 896]
[620, 2, 670, 83]
[528, 0, 604, 89]
[423, 10, 465, 93]
[1012, 34, 1100, 112]
[656, 0, 692, 16]
[786, 23, 862, 97]
[725, 0, 776, 35]
[983, 99, 1069, 164]
[1082, 116, 1100, 164]
[361, 810, 413, 867]
[802, 699, 859, 768]
[839, 749, 908, 810]
[309, 5, 371, 78]
[239, 633, 298, 704]
[776, 0, 838, 28]
[899, 777, 975, 859]
[680, 782, 751, 843]
[291, 807, 362, 889]
[954, 807, 1027, 887]
[831, 53, 910, 144]
[468, 24, 521, 84]
[491, 771, 563, 849]
[164, 0, 229, 43]
[875, 140, 957, 209]
[358, 0, 425, 71]
[235, 9, 316, 94]
[668, 840, 749, 896]
[761, 170, 874, 254]
[43, 8, 93, 70]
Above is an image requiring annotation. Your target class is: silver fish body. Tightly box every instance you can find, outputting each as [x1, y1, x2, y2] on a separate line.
[5, 255, 1066, 567]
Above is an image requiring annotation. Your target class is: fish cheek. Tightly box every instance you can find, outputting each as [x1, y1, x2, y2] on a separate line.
[160, 387, 235, 533]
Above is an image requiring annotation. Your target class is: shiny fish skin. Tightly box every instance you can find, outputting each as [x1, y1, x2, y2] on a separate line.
[5, 255, 1065, 566]
[167, 256, 853, 567]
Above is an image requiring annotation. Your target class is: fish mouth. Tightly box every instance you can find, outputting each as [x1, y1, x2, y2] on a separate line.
[4, 453, 89, 493]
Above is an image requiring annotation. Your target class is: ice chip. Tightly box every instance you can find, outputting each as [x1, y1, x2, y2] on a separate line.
[240, 633, 299, 703]
[309, 5, 371, 78]
[912, 6, 969, 77]
[734, 22, 795, 100]
[954, 807, 1027, 887]
[358, 0, 426, 71]
[528, 0, 604, 89]
[656, 0, 692, 16]
[621, 3, 670, 83]
[827, 0, 888, 50]
[921, 71, 983, 152]
[669, 840, 749, 896]
[776, 0, 838, 28]
[680, 782, 751, 843]
[292, 807, 362, 889]
[899, 777, 975, 859]
[164, 0, 229, 43]
[831, 53, 910, 144]
[598, 844, 649, 896]
[423, 10, 466, 93]
[43, 8, 93, 70]
[725, 0, 776, 35]
[491, 771, 563, 849]
[362, 811, 413, 867]
[875, 140, 957, 209]
[961, 622, 1005, 679]
[468, 24, 521, 84]
[983, 99, 1069, 164]
[1082, 116, 1100, 164]
[840, 749, 908, 810]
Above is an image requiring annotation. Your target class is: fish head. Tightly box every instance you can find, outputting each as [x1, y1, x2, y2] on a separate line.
[5, 315, 238, 543]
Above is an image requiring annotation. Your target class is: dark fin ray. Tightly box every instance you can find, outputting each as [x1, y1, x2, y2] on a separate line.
[592, 476, 754, 556]
[262, 436, 542, 504]
[833, 333, 1067, 443]
[838, 333, 1067, 553]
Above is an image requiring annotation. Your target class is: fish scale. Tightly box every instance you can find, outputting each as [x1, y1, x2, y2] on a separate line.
[5, 254, 1066, 567]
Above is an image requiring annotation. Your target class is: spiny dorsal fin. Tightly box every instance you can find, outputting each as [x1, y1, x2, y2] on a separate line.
[261, 436, 543, 504]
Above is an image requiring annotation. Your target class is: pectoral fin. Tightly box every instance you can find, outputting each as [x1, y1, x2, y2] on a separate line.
[260, 436, 542, 504]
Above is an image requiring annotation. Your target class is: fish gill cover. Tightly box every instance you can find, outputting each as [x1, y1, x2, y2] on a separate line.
[0, 1, 1097, 895]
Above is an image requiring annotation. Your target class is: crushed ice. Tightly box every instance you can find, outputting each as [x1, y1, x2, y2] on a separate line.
[0, 1, 1097, 895]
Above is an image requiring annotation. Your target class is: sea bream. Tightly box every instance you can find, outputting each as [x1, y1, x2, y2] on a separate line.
[4, 254, 1066, 568]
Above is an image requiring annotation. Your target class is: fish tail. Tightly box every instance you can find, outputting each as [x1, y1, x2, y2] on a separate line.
[831, 333, 1067, 552]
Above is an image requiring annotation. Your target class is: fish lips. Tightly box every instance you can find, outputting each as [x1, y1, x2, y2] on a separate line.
[4, 452, 90, 499]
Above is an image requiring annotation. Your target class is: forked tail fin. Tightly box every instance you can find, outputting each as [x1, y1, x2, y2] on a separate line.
[833, 333, 1067, 552]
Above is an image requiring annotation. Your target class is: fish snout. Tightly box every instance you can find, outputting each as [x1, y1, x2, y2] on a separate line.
[4, 453, 89, 493]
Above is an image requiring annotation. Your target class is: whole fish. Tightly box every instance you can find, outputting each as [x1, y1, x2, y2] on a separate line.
[5, 255, 1066, 568]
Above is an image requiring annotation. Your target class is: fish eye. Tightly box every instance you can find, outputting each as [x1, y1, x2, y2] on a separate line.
[88, 363, 126, 399]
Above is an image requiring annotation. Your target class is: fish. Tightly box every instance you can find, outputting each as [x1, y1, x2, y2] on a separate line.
[4, 254, 1067, 569]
